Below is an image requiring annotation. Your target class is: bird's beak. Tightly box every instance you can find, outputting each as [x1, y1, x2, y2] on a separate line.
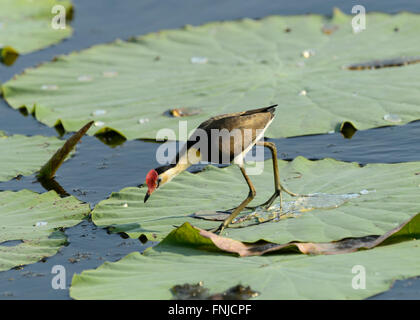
[144, 192, 150, 203]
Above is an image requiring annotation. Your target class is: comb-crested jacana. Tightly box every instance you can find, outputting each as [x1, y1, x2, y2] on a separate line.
[143, 105, 301, 234]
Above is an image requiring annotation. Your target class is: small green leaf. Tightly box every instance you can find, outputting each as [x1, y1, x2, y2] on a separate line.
[0, 46, 19, 66]
[0, 134, 65, 182]
[0, 190, 90, 271]
[0, 0, 73, 56]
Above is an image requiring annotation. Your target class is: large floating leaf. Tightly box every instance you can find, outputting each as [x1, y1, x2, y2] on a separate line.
[0, 0, 73, 56]
[92, 157, 420, 243]
[0, 133, 65, 182]
[2, 10, 420, 139]
[0, 190, 90, 271]
[70, 235, 420, 300]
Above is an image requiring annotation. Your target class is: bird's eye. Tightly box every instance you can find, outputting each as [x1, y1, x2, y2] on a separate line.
[157, 178, 161, 188]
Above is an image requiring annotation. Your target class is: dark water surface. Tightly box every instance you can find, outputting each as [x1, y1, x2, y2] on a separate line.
[0, 220, 156, 299]
[0, 0, 419, 300]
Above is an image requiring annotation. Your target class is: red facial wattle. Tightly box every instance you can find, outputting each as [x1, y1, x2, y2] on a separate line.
[145, 169, 159, 200]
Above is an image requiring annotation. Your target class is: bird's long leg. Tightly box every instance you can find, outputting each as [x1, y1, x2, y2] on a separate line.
[211, 165, 256, 235]
[223, 141, 305, 212]
[261, 141, 299, 195]
[249, 141, 307, 210]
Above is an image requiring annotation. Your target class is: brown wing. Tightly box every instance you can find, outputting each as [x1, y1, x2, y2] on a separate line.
[189, 105, 276, 164]
[198, 105, 276, 131]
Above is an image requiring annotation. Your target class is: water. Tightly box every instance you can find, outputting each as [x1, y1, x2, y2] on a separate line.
[0, 136, 162, 206]
[1, 0, 419, 300]
[0, 220, 155, 300]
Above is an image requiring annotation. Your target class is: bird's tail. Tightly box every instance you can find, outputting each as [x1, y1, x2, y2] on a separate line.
[264, 104, 277, 116]
[240, 104, 277, 117]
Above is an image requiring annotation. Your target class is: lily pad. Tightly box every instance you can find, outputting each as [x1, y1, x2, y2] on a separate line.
[0, 0, 73, 57]
[2, 10, 420, 139]
[69, 234, 420, 300]
[0, 190, 90, 271]
[92, 157, 420, 243]
[0, 133, 65, 182]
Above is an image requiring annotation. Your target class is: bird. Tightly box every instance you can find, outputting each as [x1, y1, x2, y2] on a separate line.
[143, 105, 301, 234]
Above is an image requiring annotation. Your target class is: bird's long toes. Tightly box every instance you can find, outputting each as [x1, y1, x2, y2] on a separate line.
[206, 223, 226, 235]
[205, 225, 221, 233]
[244, 205, 257, 210]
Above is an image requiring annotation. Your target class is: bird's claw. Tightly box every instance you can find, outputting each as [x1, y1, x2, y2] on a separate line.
[206, 223, 226, 235]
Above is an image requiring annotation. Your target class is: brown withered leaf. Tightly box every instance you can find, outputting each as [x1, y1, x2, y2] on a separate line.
[194, 212, 420, 256]
[345, 56, 420, 70]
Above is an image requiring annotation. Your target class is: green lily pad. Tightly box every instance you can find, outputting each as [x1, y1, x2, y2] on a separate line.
[69, 234, 420, 300]
[0, 0, 73, 57]
[0, 133, 65, 182]
[0, 190, 90, 271]
[92, 157, 420, 243]
[2, 10, 420, 139]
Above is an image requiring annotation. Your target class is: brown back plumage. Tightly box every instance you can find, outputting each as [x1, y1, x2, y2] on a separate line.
[185, 105, 277, 164]
[197, 105, 276, 132]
